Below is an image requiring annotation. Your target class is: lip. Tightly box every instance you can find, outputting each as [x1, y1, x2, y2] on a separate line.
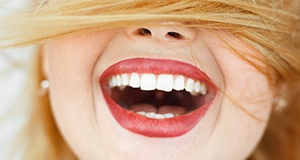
[99, 58, 217, 138]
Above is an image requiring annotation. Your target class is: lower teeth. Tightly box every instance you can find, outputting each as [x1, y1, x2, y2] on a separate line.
[136, 111, 177, 119]
[108, 86, 207, 119]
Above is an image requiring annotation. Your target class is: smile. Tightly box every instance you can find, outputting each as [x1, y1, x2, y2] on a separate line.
[100, 58, 217, 137]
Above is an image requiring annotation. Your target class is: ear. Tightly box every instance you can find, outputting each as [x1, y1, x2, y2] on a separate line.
[273, 83, 287, 112]
[41, 45, 49, 79]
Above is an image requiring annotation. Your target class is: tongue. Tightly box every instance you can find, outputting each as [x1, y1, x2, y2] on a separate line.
[130, 104, 157, 113]
[158, 105, 187, 115]
[130, 103, 187, 115]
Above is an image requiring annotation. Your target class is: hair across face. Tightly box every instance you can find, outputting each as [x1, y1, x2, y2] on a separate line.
[1, 0, 300, 85]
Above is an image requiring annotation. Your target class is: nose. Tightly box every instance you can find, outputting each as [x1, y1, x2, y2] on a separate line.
[125, 22, 196, 43]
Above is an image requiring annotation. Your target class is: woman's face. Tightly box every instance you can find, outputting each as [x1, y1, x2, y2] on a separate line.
[44, 25, 273, 160]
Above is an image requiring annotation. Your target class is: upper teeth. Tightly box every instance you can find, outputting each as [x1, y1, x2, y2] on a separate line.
[108, 73, 207, 95]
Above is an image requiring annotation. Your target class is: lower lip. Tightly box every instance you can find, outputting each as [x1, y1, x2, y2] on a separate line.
[100, 58, 215, 138]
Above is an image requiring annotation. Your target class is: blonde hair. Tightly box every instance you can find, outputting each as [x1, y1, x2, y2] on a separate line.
[1, 0, 299, 159]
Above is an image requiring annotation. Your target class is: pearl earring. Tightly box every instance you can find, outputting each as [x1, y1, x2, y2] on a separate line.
[277, 98, 287, 108]
[40, 79, 50, 95]
[274, 97, 287, 111]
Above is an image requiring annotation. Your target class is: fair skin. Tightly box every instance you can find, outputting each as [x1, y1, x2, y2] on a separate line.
[44, 25, 273, 160]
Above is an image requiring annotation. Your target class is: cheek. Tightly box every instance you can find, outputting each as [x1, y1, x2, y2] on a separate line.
[45, 34, 100, 110]
[202, 32, 273, 159]
[202, 31, 274, 116]
[43, 31, 114, 153]
[215, 47, 273, 116]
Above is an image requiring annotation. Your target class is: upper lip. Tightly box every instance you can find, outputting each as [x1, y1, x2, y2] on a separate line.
[99, 58, 217, 137]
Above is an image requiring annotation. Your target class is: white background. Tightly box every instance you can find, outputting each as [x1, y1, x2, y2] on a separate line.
[0, 0, 37, 159]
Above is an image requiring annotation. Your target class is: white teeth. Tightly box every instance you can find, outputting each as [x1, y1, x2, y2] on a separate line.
[191, 81, 201, 95]
[140, 74, 156, 91]
[109, 76, 117, 88]
[193, 81, 201, 93]
[154, 114, 165, 119]
[116, 75, 122, 86]
[138, 112, 176, 119]
[200, 83, 207, 95]
[173, 75, 185, 91]
[145, 112, 156, 118]
[164, 113, 175, 118]
[129, 73, 140, 88]
[108, 73, 208, 95]
[156, 74, 174, 92]
[185, 78, 194, 92]
[121, 74, 129, 86]
[136, 111, 146, 116]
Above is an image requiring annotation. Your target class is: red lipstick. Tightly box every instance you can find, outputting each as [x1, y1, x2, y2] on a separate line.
[100, 58, 216, 138]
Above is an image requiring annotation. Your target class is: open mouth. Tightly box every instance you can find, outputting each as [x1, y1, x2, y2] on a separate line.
[100, 58, 217, 137]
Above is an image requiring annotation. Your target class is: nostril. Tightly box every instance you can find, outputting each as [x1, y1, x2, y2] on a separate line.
[127, 25, 196, 42]
[166, 32, 184, 40]
[135, 28, 152, 36]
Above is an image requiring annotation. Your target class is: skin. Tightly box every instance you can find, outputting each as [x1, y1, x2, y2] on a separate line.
[44, 26, 273, 160]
